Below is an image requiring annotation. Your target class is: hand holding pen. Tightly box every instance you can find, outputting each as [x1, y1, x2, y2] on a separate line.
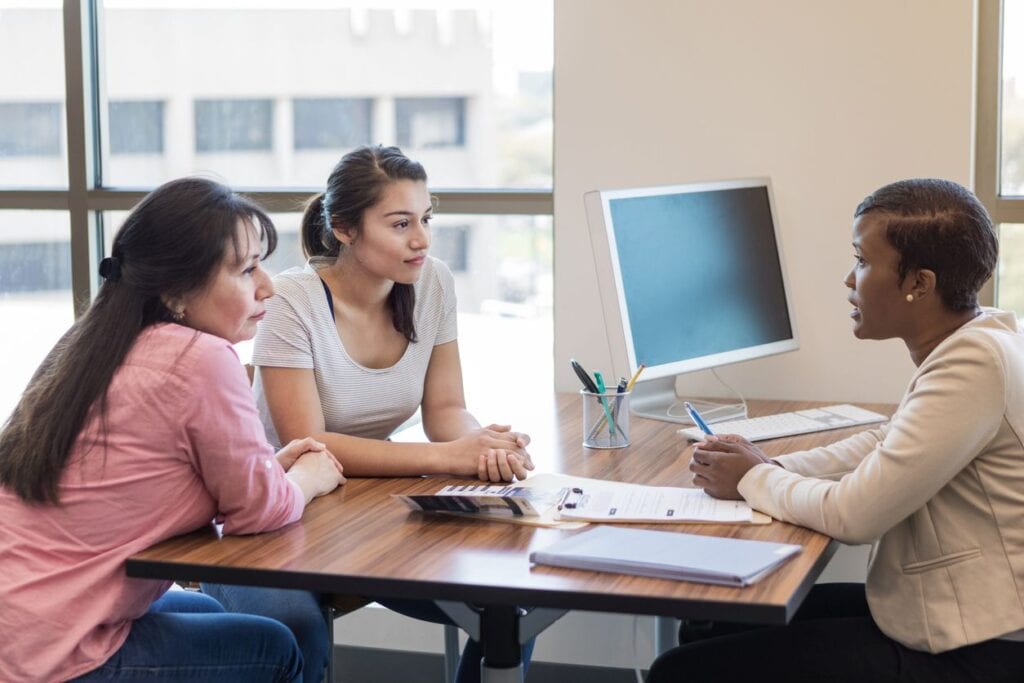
[683, 401, 715, 436]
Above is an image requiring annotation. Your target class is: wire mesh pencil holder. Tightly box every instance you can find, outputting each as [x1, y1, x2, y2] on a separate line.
[582, 389, 630, 449]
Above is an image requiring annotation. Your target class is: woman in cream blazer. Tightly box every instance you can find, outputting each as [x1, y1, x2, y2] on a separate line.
[649, 179, 1024, 682]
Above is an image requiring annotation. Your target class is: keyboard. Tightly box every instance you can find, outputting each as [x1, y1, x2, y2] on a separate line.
[677, 404, 888, 442]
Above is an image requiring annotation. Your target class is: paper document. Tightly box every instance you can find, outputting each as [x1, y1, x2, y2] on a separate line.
[530, 526, 802, 586]
[519, 473, 770, 525]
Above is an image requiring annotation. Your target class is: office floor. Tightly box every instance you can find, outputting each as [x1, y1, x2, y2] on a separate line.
[331, 645, 645, 683]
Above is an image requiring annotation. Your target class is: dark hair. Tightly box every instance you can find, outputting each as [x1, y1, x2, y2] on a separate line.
[854, 178, 997, 312]
[0, 177, 277, 504]
[301, 144, 428, 343]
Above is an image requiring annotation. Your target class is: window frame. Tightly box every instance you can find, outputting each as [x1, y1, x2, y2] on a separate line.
[976, 0, 1018, 307]
[0, 1, 553, 317]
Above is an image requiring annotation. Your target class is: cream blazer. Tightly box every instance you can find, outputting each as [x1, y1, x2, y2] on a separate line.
[739, 309, 1024, 653]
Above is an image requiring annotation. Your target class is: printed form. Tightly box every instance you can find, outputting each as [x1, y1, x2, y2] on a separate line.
[520, 473, 770, 525]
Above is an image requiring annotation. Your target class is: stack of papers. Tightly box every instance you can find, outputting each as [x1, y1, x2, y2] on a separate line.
[530, 526, 802, 587]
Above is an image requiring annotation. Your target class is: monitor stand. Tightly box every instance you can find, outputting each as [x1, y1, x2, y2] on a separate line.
[629, 376, 747, 425]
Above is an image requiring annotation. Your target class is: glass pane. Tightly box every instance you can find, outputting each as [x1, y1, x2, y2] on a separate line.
[0, 211, 74, 422]
[293, 98, 373, 150]
[998, 223, 1024, 314]
[109, 101, 165, 154]
[103, 208, 552, 406]
[195, 99, 274, 153]
[396, 97, 466, 149]
[1004, 0, 1024, 195]
[0, 4, 67, 187]
[437, 214, 553, 414]
[101, 3, 552, 188]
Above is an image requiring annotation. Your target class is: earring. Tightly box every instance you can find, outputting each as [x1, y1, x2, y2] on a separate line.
[906, 294, 914, 302]
[172, 307, 185, 322]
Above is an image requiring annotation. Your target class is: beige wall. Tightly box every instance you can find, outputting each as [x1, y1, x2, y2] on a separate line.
[554, 0, 975, 403]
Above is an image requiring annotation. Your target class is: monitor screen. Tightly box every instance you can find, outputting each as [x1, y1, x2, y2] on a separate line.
[585, 179, 798, 388]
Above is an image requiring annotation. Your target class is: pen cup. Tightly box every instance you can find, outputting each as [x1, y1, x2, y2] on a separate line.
[581, 389, 630, 449]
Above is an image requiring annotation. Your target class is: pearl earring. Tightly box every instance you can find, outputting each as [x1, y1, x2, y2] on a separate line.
[906, 294, 914, 302]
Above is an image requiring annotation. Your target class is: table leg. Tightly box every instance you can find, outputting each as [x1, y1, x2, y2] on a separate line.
[443, 624, 460, 683]
[436, 601, 567, 683]
[480, 605, 524, 683]
[654, 615, 679, 655]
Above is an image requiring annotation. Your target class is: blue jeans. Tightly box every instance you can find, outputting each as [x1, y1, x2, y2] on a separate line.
[201, 584, 330, 683]
[72, 590, 302, 682]
[200, 585, 534, 683]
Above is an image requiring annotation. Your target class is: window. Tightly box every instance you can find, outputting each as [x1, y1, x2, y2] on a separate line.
[293, 98, 373, 150]
[978, 0, 1024, 313]
[194, 99, 273, 153]
[0, 5, 65, 187]
[1002, 1, 1024, 197]
[99, 4, 551, 188]
[0, 103, 62, 157]
[396, 97, 466, 148]
[109, 101, 164, 154]
[4, 2, 552, 413]
[0, 211, 74, 421]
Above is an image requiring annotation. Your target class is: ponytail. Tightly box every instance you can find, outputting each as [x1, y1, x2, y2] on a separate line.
[301, 193, 341, 259]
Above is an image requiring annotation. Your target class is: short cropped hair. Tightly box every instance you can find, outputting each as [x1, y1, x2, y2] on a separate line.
[854, 179, 997, 312]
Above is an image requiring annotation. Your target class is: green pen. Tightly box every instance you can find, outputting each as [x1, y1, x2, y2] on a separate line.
[593, 371, 617, 436]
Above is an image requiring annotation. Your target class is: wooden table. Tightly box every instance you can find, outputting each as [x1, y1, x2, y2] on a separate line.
[127, 395, 892, 680]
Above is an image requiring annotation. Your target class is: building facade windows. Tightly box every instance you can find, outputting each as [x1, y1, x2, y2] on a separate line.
[293, 98, 373, 150]
[0, 103, 62, 157]
[108, 101, 164, 155]
[395, 97, 466, 148]
[194, 99, 274, 152]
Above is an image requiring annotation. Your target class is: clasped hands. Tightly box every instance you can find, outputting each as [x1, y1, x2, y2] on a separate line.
[276, 437, 346, 500]
[448, 423, 534, 483]
[689, 434, 773, 500]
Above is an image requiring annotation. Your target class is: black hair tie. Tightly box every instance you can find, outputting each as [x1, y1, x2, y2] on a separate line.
[99, 256, 122, 282]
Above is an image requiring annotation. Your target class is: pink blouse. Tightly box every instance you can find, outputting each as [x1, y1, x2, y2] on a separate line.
[0, 323, 305, 682]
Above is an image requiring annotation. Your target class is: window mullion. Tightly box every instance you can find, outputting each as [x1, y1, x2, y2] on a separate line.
[63, 0, 102, 317]
[975, 0, 1002, 307]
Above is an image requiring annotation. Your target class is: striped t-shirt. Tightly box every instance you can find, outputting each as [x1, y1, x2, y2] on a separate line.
[252, 255, 457, 446]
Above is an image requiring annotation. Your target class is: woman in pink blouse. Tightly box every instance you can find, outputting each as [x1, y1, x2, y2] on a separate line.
[0, 177, 345, 683]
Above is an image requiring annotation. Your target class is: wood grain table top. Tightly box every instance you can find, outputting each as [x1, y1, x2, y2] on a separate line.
[127, 395, 893, 624]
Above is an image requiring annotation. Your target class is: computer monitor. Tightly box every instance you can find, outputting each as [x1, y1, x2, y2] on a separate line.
[584, 178, 798, 424]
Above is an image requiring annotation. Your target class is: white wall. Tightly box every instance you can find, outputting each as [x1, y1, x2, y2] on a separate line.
[553, 0, 975, 405]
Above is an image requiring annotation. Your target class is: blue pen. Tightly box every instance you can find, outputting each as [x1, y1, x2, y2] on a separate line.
[683, 401, 715, 436]
[593, 371, 617, 436]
